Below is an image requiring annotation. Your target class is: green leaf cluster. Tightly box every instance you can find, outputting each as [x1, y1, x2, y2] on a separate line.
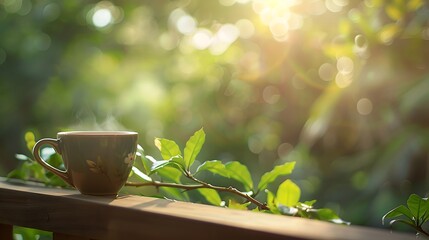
[382, 194, 429, 237]
[129, 128, 348, 224]
[14, 226, 51, 240]
[196, 160, 253, 191]
[7, 132, 68, 188]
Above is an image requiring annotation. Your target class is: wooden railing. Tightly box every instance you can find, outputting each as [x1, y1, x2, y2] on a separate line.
[0, 178, 415, 240]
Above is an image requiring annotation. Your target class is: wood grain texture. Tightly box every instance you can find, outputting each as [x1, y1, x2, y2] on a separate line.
[0, 178, 415, 240]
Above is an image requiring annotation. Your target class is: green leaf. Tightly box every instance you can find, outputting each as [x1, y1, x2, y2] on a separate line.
[389, 219, 417, 229]
[24, 131, 35, 142]
[225, 161, 253, 191]
[160, 187, 189, 202]
[265, 189, 280, 214]
[197, 188, 222, 206]
[131, 166, 152, 182]
[257, 161, 295, 192]
[156, 166, 183, 183]
[228, 200, 250, 210]
[154, 138, 182, 160]
[46, 175, 68, 187]
[276, 179, 300, 207]
[14, 226, 50, 240]
[150, 158, 184, 174]
[136, 145, 150, 173]
[172, 155, 187, 170]
[313, 208, 350, 225]
[184, 128, 205, 170]
[150, 160, 170, 173]
[7, 168, 25, 179]
[137, 144, 144, 153]
[421, 198, 429, 223]
[137, 153, 152, 174]
[30, 163, 48, 181]
[407, 194, 429, 225]
[46, 153, 64, 170]
[382, 205, 414, 225]
[194, 160, 254, 191]
[15, 154, 31, 161]
[195, 160, 228, 176]
[146, 155, 184, 183]
[303, 200, 317, 207]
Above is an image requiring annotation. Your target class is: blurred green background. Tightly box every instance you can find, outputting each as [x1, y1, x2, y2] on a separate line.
[1, 0, 429, 229]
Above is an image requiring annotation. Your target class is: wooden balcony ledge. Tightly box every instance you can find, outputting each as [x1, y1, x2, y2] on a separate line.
[0, 177, 415, 240]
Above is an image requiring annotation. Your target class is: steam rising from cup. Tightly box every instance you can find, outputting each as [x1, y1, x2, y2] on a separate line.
[69, 109, 129, 131]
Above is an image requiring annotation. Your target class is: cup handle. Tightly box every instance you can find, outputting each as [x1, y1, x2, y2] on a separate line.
[32, 138, 74, 187]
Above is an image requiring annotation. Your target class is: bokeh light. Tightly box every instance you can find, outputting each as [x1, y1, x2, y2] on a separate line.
[176, 15, 197, 35]
[192, 29, 213, 50]
[170, 8, 197, 35]
[337, 56, 354, 74]
[277, 142, 293, 158]
[319, 63, 336, 81]
[325, 0, 348, 13]
[262, 85, 281, 104]
[335, 72, 353, 88]
[92, 8, 112, 28]
[252, 0, 303, 42]
[235, 19, 255, 39]
[159, 32, 178, 50]
[218, 24, 240, 44]
[356, 98, 373, 115]
[3, 0, 24, 13]
[88, 1, 123, 29]
[42, 3, 60, 22]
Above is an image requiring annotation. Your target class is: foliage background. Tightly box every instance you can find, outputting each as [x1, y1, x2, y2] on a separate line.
[1, 0, 429, 230]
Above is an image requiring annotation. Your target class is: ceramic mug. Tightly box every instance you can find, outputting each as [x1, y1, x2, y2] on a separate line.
[32, 131, 138, 196]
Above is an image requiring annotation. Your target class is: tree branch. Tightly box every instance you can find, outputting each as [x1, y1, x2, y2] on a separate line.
[185, 171, 269, 210]
[416, 226, 429, 238]
[125, 181, 204, 190]
[126, 176, 269, 211]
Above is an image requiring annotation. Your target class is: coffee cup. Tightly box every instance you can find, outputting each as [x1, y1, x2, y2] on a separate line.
[32, 131, 138, 196]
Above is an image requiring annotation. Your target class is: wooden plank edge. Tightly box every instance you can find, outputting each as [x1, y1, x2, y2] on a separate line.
[0, 178, 416, 240]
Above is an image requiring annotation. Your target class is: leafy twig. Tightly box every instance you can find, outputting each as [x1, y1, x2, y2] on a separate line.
[126, 174, 269, 210]
[126, 181, 204, 190]
[383, 194, 429, 237]
[125, 128, 346, 223]
[184, 171, 269, 210]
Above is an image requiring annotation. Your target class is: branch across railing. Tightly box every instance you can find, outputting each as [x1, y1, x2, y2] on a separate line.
[0, 178, 415, 240]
